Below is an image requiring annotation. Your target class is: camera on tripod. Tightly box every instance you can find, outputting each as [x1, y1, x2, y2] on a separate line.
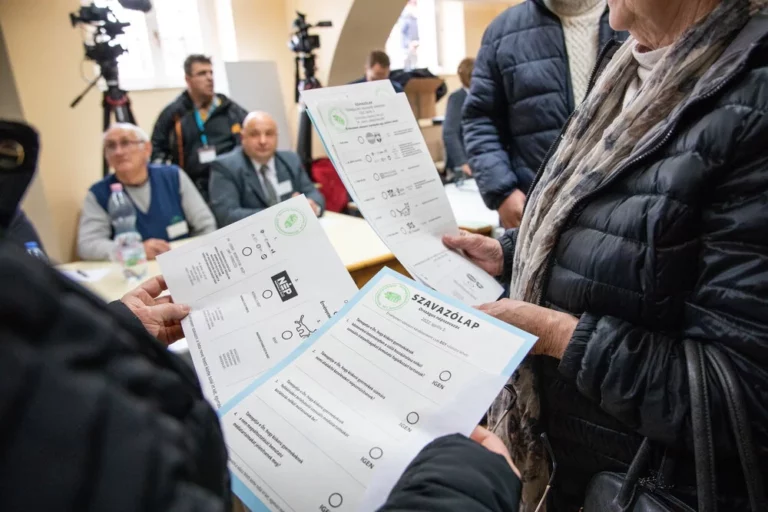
[289, 12, 331, 55]
[70, 4, 130, 64]
[69, 0, 152, 176]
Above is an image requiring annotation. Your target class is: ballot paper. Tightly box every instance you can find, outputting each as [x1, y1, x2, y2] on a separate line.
[219, 267, 536, 512]
[302, 85, 504, 304]
[157, 196, 358, 408]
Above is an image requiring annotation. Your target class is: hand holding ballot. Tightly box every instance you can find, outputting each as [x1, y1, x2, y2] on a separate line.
[301, 82, 504, 305]
[216, 268, 535, 511]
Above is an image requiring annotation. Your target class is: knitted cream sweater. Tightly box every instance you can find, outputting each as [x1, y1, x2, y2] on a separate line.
[543, 0, 606, 105]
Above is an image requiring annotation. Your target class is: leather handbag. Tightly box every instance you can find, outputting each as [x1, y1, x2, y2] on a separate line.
[582, 341, 767, 511]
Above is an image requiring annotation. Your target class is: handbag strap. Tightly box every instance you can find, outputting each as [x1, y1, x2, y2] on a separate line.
[684, 340, 717, 511]
[685, 340, 768, 511]
[703, 344, 767, 511]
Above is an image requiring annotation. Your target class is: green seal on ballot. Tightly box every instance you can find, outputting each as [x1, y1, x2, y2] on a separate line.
[328, 107, 349, 131]
[375, 283, 410, 311]
[275, 207, 307, 236]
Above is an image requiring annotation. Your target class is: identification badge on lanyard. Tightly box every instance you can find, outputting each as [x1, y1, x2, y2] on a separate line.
[198, 146, 216, 163]
[276, 180, 293, 197]
[166, 219, 189, 240]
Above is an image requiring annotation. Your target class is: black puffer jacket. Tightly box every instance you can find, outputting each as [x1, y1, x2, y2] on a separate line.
[0, 242, 231, 511]
[463, 0, 624, 209]
[498, 16, 768, 511]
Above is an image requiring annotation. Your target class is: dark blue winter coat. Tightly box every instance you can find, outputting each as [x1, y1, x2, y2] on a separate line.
[462, 0, 625, 209]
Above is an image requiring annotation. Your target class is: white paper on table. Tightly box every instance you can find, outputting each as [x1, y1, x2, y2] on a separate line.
[218, 267, 537, 512]
[304, 89, 503, 304]
[157, 195, 358, 409]
[59, 267, 113, 282]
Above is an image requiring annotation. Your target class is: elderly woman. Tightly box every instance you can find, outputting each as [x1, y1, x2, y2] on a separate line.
[445, 0, 768, 510]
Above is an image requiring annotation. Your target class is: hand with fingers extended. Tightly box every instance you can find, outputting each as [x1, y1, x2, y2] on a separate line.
[442, 230, 504, 277]
[120, 275, 190, 345]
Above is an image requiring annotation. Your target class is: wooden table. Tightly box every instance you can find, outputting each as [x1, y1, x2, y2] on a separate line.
[57, 212, 407, 302]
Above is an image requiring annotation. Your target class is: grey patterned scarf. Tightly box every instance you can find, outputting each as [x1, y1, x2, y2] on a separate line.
[488, 0, 768, 509]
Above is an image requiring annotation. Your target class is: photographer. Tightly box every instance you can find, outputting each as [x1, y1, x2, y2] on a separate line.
[151, 55, 248, 202]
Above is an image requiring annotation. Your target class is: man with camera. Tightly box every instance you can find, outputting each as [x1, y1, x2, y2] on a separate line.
[150, 55, 248, 202]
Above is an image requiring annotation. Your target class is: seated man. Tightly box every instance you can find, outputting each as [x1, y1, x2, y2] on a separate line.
[209, 111, 325, 227]
[349, 50, 405, 93]
[78, 123, 217, 261]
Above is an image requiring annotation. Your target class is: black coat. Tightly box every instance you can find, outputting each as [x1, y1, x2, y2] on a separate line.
[379, 435, 521, 512]
[0, 241, 231, 511]
[463, 0, 624, 209]
[151, 91, 248, 201]
[498, 16, 768, 511]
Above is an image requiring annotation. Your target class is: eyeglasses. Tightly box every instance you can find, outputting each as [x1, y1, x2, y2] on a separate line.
[491, 387, 557, 512]
[104, 139, 144, 153]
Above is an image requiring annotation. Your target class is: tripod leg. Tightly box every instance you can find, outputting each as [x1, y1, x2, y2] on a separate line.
[103, 94, 112, 177]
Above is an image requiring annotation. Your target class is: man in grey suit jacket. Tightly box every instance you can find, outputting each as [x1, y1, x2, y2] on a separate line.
[209, 111, 325, 227]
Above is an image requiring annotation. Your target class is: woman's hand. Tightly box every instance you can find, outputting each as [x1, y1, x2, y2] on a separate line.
[442, 230, 504, 277]
[121, 275, 190, 345]
[470, 426, 521, 478]
[477, 299, 578, 359]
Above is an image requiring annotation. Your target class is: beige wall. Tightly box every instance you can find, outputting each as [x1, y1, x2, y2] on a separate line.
[231, 0, 296, 145]
[463, 1, 520, 59]
[1, 0, 107, 261]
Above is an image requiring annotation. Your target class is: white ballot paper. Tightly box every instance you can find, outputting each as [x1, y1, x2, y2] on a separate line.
[157, 195, 358, 408]
[302, 85, 504, 304]
[218, 267, 536, 512]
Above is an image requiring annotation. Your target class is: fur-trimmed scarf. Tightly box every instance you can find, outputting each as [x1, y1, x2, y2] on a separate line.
[488, 0, 768, 509]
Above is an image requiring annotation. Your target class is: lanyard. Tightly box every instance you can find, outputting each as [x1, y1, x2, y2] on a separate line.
[193, 101, 217, 146]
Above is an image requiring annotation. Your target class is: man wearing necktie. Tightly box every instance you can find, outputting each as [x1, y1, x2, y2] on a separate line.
[208, 111, 325, 227]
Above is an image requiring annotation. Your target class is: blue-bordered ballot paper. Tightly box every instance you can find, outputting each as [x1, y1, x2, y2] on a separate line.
[219, 267, 537, 511]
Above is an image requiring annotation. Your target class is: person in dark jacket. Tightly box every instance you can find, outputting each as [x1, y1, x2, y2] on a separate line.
[463, 0, 625, 228]
[151, 54, 248, 201]
[446, 0, 768, 510]
[442, 57, 474, 177]
[349, 50, 406, 93]
[6, 209, 44, 253]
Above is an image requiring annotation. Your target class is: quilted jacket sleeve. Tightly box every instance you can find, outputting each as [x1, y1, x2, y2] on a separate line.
[559, 136, 768, 450]
[462, 19, 516, 210]
[378, 434, 521, 512]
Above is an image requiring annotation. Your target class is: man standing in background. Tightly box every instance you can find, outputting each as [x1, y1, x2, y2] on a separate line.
[151, 55, 248, 202]
[463, 0, 625, 228]
[442, 57, 475, 178]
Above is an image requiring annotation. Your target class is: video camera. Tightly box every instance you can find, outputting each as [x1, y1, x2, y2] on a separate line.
[288, 12, 332, 55]
[69, 0, 152, 70]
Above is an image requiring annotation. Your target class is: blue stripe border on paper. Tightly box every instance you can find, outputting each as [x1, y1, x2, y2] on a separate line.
[219, 266, 537, 509]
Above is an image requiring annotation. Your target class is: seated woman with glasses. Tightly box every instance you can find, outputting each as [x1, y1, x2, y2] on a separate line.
[78, 123, 217, 261]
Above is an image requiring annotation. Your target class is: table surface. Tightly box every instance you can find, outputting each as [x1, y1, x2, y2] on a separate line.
[444, 179, 500, 231]
[58, 212, 393, 303]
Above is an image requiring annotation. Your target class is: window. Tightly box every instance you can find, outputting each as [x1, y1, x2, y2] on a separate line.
[385, 0, 466, 76]
[89, 0, 213, 90]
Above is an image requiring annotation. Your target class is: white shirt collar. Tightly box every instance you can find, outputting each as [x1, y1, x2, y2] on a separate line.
[251, 156, 276, 176]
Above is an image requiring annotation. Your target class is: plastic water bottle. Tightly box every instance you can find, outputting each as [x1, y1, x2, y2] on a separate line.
[107, 183, 147, 281]
[25, 241, 48, 262]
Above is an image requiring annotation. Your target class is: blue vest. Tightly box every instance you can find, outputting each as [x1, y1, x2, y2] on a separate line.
[90, 164, 188, 242]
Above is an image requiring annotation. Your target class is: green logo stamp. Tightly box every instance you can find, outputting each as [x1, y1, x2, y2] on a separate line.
[328, 107, 349, 131]
[275, 208, 307, 236]
[375, 283, 410, 311]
